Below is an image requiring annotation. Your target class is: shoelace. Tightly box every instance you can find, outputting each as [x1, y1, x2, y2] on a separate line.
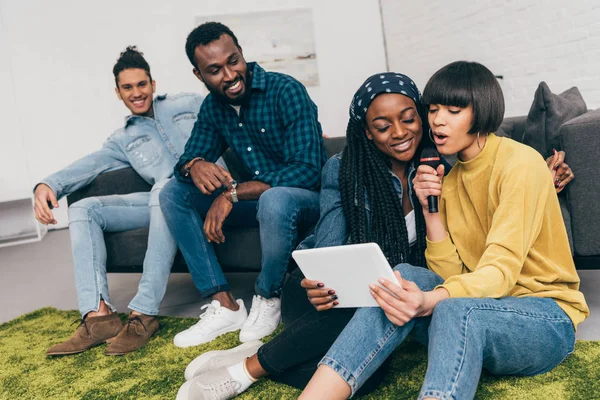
[191, 303, 220, 331]
[204, 378, 242, 399]
[245, 296, 262, 325]
[71, 318, 91, 337]
[125, 315, 149, 336]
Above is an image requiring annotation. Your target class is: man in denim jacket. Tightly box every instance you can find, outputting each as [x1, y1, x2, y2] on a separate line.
[34, 46, 203, 356]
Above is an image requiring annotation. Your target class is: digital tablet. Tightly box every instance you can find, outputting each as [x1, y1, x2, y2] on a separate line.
[291, 242, 399, 308]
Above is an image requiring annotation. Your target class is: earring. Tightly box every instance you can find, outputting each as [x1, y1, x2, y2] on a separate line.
[429, 128, 435, 143]
[476, 132, 488, 149]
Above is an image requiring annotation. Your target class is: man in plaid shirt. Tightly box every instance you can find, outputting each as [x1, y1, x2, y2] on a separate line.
[160, 22, 327, 347]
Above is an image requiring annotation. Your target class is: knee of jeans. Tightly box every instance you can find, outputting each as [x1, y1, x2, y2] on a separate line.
[150, 178, 171, 208]
[431, 298, 475, 327]
[158, 179, 187, 209]
[68, 197, 103, 224]
[257, 187, 297, 220]
[392, 263, 443, 290]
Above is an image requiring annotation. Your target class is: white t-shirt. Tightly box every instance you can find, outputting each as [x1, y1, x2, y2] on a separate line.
[405, 210, 416, 245]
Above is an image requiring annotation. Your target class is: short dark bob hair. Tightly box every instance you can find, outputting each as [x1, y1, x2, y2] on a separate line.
[185, 22, 240, 69]
[422, 61, 505, 134]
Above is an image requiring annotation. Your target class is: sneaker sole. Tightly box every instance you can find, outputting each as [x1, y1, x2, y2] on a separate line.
[185, 340, 263, 381]
[173, 322, 246, 348]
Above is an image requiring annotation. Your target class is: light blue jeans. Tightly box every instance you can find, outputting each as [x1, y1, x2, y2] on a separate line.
[68, 178, 176, 317]
[321, 264, 576, 399]
[159, 180, 320, 299]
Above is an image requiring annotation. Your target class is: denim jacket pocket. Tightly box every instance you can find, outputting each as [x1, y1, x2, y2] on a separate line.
[125, 135, 160, 168]
[172, 112, 197, 137]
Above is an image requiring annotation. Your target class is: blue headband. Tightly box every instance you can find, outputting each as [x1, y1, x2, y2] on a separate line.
[349, 72, 421, 124]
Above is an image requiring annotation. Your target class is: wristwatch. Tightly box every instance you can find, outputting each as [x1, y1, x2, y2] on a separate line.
[229, 180, 239, 203]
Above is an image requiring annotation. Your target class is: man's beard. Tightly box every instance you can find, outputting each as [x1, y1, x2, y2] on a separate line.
[205, 70, 252, 106]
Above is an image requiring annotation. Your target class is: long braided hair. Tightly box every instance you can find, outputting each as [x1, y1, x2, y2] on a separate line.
[340, 73, 434, 267]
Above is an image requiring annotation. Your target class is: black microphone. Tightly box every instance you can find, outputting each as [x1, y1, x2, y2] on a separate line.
[419, 148, 441, 213]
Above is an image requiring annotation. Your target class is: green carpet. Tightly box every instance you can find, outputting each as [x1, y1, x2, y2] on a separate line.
[1, 308, 599, 399]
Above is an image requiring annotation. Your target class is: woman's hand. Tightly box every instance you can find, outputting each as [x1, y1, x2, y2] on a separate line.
[300, 278, 338, 311]
[546, 150, 574, 193]
[370, 271, 449, 326]
[412, 164, 445, 211]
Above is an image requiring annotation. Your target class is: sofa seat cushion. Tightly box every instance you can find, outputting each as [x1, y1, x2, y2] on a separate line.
[104, 227, 262, 273]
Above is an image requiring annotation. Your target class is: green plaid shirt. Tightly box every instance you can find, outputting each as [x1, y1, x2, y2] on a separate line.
[175, 62, 327, 190]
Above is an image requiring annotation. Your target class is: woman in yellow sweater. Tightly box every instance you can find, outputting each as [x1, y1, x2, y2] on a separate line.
[299, 61, 589, 400]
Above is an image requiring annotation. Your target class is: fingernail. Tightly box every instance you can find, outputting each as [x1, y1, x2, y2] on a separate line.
[328, 290, 335, 295]
[553, 148, 557, 154]
[554, 183, 559, 188]
[331, 295, 338, 300]
[379, 278, 386, 284]
[317, 283, 324, 288]
[369, 284, 376, 290]
[333, 301, 339, 306]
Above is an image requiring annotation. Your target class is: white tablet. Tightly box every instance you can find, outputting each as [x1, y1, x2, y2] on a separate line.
[291, 242, 399, 308]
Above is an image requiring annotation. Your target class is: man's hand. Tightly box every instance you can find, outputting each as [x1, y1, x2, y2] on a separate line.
[33, 183, 58, 225]
[300, 278, 338, 311]
[204, 194, 233, 243]
[189, 160, 233, 195]
[546, 150, 574, 193]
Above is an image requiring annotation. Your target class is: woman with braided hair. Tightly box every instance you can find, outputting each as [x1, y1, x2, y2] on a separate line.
[299, 61, 588, 400]
[176, 72, 439, 400]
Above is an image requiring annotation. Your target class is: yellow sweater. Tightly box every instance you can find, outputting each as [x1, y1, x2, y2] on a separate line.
[425, 133, 589, 329]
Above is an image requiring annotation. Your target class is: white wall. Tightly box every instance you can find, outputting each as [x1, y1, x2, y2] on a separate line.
[0, 0, 386, 228]
[0, 9, 30, 203]
[380, 0, 600, 117]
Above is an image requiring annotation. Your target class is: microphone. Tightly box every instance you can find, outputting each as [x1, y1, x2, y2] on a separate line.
[419, 148, 441, 213]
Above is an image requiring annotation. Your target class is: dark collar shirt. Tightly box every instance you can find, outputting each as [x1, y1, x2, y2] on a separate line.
[175, 62, 327, 191]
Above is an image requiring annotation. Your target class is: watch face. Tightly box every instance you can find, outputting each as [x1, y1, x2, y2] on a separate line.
[229, 180, 238, 189]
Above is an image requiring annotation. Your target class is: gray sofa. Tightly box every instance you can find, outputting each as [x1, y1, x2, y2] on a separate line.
[66, 137, 347, 273]
[67, 111, 600, 272]
[497, 109, 600, 269]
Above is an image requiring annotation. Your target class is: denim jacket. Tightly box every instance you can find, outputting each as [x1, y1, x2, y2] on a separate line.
[298, 152, 452, 251]
[40, 93, 203, 199]
[297, 153, 418, 251]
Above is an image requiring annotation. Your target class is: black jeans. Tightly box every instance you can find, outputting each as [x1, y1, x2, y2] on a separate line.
[256, 268, 389, 395]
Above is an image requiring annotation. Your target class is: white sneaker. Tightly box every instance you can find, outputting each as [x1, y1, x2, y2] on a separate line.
[177, 368, 243, 400]
[174, 299, 247, 348]
[239, 295, 281, 342]
[185, 340, 263, 381]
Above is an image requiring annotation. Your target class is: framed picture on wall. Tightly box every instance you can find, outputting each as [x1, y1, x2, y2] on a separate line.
[196, 8, 319, 87]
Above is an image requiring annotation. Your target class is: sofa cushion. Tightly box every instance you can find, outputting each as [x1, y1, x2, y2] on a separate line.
[522, 82, 587, 158]
[559, 109, 600, 257]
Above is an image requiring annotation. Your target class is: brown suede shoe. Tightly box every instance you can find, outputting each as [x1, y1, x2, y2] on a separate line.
[105, 313, 159, 356]
[47, 312, 123, 356]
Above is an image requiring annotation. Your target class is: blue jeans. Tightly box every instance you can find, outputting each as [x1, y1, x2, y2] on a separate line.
[321, 264, 576, 399]
[159, 180, 320, 299]
[68, 179, 177, 317]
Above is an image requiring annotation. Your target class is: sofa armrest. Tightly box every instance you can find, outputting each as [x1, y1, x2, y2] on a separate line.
[67, 167, 152, 206]
[560, 109, 600, 256]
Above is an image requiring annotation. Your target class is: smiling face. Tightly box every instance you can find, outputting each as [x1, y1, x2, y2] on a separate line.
[192, 34, 249, 105]
[365, 94, 423, 172]
[115, 68, 155, 116]
[428, 104, 483, 161]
